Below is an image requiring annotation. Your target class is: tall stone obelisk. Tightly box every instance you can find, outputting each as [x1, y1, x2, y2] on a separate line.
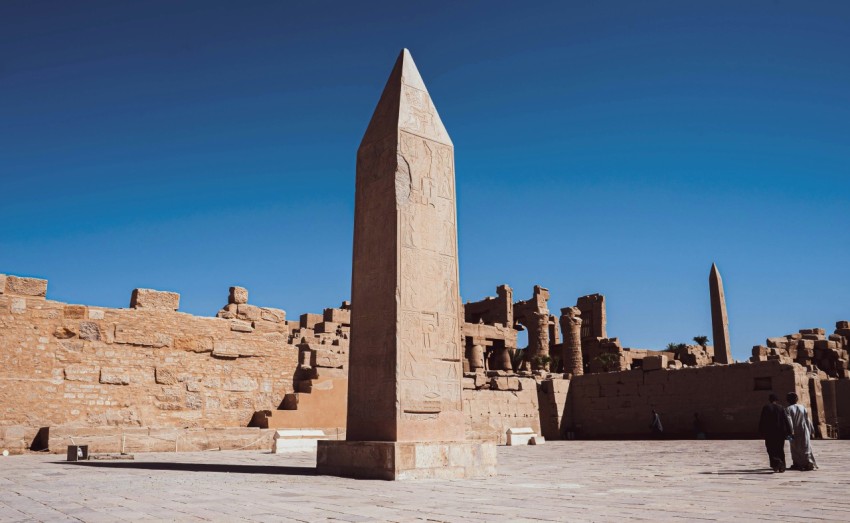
[316, 49, 496, 480]
[709, 263, 732, 364]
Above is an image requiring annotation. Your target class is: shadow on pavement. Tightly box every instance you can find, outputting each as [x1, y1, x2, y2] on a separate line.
[699, 468, 774, 475]
[58, 461, 317, 476]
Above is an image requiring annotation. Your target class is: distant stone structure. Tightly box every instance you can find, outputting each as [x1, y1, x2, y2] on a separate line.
[710, 263, 733, 364]
[316, 49, 496, 479]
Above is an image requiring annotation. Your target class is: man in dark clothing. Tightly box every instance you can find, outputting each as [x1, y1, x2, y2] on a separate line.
[758, 393, 793, 472]
[650, 409, 663, 438]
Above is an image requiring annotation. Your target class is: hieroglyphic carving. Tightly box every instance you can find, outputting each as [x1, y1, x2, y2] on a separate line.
[346, 49, 464, 443]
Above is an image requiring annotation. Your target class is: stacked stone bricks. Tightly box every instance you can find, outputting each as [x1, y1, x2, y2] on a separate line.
[0, 273, 348, 454]
[751, 322, 850, 379]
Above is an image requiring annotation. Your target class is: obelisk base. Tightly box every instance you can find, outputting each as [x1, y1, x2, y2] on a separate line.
[316, 440, 497, 480]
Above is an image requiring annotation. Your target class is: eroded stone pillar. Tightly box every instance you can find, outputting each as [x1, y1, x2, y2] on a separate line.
[531, 312, 551, 371]
[469, 344, 485, 372]
[316, 49, 496, 480]
[560, 307, 583, 377]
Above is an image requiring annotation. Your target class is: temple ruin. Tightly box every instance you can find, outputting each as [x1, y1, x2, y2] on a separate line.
[2, 50, 850, 460]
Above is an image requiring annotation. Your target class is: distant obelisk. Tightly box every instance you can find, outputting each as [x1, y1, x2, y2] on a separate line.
[709, 263, 732, 364]
[316, 49, 496, 480]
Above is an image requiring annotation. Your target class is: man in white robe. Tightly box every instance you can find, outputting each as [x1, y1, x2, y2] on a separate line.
[785, 392, 817, 471]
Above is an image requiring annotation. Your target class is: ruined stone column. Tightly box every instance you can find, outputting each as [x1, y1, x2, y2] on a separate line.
[709, 263, 732, 364]
[530, 311, 551, 371]
[316, 49, 496, 480]
[560, 307, 583, 377]
[469, 344, 485, 372]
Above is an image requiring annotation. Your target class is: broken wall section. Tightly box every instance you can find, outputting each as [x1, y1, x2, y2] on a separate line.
[462, 373, 541, 444]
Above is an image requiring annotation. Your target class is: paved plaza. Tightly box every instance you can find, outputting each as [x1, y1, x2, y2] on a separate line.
[1, 440, 848, 522]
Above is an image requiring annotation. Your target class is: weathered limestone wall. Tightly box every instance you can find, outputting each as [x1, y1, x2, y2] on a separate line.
[831, 380, 850, 437]
[565, 361, 811, 439]
[0, 275, 305, 453]
[462, 373, 541, 444]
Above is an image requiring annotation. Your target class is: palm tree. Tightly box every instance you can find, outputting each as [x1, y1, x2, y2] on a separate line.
[693, 335, 709, 348]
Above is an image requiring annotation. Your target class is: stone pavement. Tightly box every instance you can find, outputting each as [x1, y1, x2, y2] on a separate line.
[1, 440, 849, 522]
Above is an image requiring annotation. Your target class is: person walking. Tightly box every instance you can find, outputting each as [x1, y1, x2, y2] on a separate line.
[693, 413, 706, 440]
[650, 409, 664, 438]
[785, 392, 818, 471]
[758, 393, 792, 473]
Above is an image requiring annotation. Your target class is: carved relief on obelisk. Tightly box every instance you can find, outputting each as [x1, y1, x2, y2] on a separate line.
[346, 48, 464, 443]
[709, 263, 732, 364]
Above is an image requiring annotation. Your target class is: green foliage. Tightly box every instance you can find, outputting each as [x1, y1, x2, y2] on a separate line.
[509, 348, 525, 372]
[666, 342, 688, 351]
[693, 335, 709, 347]
[534, 355, 552, 365]
[550, 354, 563, 373]
[593, 352, 621, 372]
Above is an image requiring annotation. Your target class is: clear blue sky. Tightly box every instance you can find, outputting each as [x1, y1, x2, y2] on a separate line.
[2, 1, 848, 360]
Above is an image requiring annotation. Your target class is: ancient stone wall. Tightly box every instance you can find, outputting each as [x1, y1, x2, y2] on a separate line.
[564, 360, 811, 439]
[0, 274, 348, 454]
[462, 373, 541, 444]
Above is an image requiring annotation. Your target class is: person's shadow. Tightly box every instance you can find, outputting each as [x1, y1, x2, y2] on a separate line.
[699, 468, 774, 475]
[58, 461, 317, 476]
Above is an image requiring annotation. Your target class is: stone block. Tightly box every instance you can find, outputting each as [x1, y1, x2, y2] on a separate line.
[223, 377, 258, 392]
[212, 341, 240, 359]
[114, 325, 172, 347]
[175, 336, 213, 353]
[78, 322, 101, 341]
[490, 376, 520, 391]
[236, 304, 262, 321]
[324, 308, 351, 325]
[260, 307, 286, 323]
[314, 321, 339, 334]
[272, 429, 325, 454]
[0, 274, 4, 294]
[4, 275, 47, 297]
[88, 309, 105, 320]
[54, 325, 77, 339]
[230, 320, 254, 333]
[643, 355, 668, 371]
[313, 349, 345, 368]
[317, 440, 496, 480]
[99, 368, 129, 385]
[64, 305, 87, 319]
[10, 298, 26, 314]
[229, 286, 248, 305]
[155, 367, 178, 385]
[549, 378, 571, 394]
[836, 320, 850, 330]
[300, 313, 323, 330]
[129, 288, 179, 310]
[506, 427, 537, 446]
[64, 365, 99, 382]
